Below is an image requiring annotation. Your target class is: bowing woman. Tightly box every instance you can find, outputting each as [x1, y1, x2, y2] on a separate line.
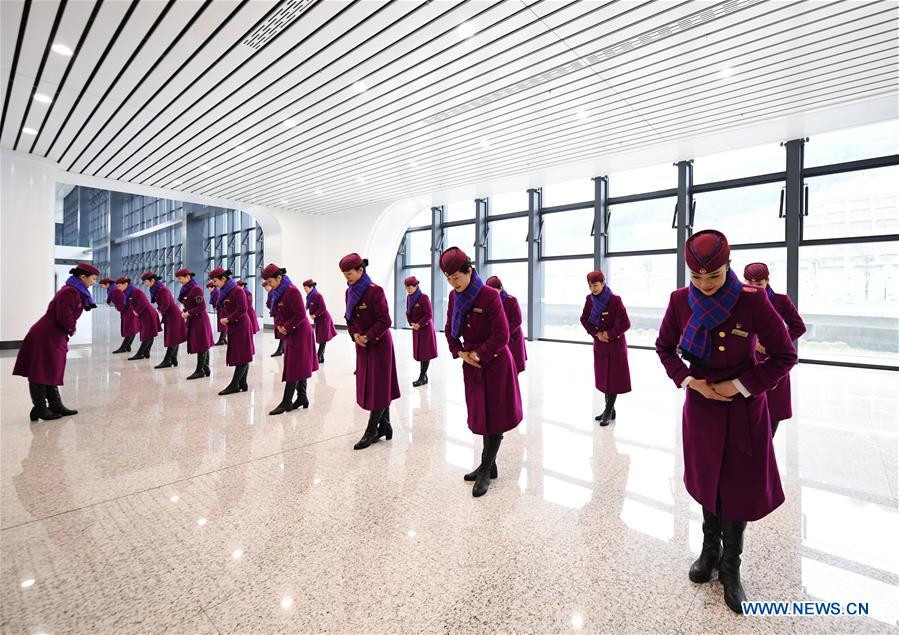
[211, 281, 227, 346]
[441, 247, 523, 498]
[340, 253, 401, 450]
[127, 274, 162, 360]
[743, 262, 807, 437]
[237, 280, 261, 335]
[579, 269, 631, 426]
[303, 279, 337, 364]
[141, 272, 187, 369]
[263, 279, 284, 357]
[655, 230, 797, 614]
[103, 278, 134, 354]
[14, 262, 100, 421]
[210, 268, 255, 395]
[110, 277, 140, 353]
[404, 275, 438, 387]
[175, 268, 214, 380]
[263, 264, 319, 414]
[485, 275, 526, 373]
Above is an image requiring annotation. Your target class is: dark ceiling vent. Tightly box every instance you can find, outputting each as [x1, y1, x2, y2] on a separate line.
[243, 0, 316, 50]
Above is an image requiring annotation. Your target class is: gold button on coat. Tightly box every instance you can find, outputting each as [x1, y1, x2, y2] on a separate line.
[719, 331, 726, 337]
[718, 345, 726, 351]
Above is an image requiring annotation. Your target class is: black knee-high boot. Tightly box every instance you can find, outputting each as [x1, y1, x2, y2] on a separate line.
[270, 382, 297, 415]
[464, 437, 498, 482]
[596, 393, 617, 426]
[689, 507, 722, 582]
[720, 519, 748, 614]
[771, 420, 780, 437]
[473, 434, 503, 497]
[413, 360, 430, 387]
[113, 335, 133, 353]
[128, 338, 152, 360]
[292, 379, 309, 409]
[238, 364, 249, 391]
[271, 340, 284, 357]
[378, 407, 393, 440]
[46, 385, 78, 416]
[186, 350, 208, 380]
[216, 332, 227, 346]
[317, 342, 326, 363]
[29, 383, 61, 421]
[154, 345, 178, 369]
[354, 409, 383, 450]
[218, 366, 243, 395]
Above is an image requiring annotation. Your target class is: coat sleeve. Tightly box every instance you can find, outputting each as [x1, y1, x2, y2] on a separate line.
[223, 287, 247, 323]
[779, 295, 807, 341]
[281, 289, 307, 332]
[445, 294, 463, 358]
[505, 297, 522, 331]
[345, 289, 359, 337]
[313, 295, 326, 319]
[580, 296, 599, 336]
[604, 296, 631, 340]
[364, 287, 392, 341]
[655, 291, 692, 388]
[133, 290, 150, 315]
[186, 288, 206, 316]
[473, 290, 511, 362]
[55, 289, 80, 336]
[419, 295, 433, 327]
[156, 288, 172, 314]
[737, 292, 797, 395]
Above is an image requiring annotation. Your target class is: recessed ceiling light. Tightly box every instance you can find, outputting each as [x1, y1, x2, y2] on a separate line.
[22, 127, 37, 135]
[51, 43, 73, 56]
[33, 93, 52, 104]
[236, 145, 247, 152]
[172, 179, 182, 186]
[21, 579, 35, 589]
[356, 176, 366, 184]
[314, 189, 323, 195]
[197, 517, 208, 526]
[718, 66, 735, 78]
[352, 81, 367, 94]
[231, 549, 243, 560]
[284, 118, 296, 128]
[200, 165, 210, 171]
[281, 596, 294, 609]
[457, 22, 476, 38]
[479, 139, 491, 149]
[280, 200, 289, 205]
[169, 494, 179, 502]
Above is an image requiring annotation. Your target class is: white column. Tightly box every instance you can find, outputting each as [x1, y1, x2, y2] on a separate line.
[0, 149, 59, 343]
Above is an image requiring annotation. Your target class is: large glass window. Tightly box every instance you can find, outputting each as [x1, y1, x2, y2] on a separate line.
[605, 254, 678, 347]
[798, 241, 898, 366]
[543, 178, 593, 207]
[805, 120, 899, 168]
[487, 217, 528, 260]
[541, 208, 593, 257]
[446, 200, 475, 222]
[693, 143, 784, 183]
[607, 197, 677, 252]
[408, 208, 432, 227]
[405, 229, 431, 266]
[444, 223, 475, 254]
[609, 163, 675, 197]
[489, 190, 528, 215]
[543, 258, 593, 341]
[486, 262, 528, 333]
[729, 248, 788, 289]
[803, 167, 899, 241]
[692, 182, 785, 244]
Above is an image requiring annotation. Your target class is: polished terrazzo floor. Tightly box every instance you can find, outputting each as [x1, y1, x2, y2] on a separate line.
[1, 308, 896, 634]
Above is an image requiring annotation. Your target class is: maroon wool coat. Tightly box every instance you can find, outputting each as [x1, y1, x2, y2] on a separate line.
[307, 291, 337, 344]
[760, 292, 806, 422]
[108, 287, 139, 337]
[211, 289, 227, 334]
[245, 290, 261, 334]
[129, 287, 161, 342]
[406, 293, 438, 362]
[580, 293, 632, 394]
[13, 286, 85, 386]
[180, 284, 214, 354]
[273, 285, 319, 382]
[502, 295, 527, 373]
[153, 285, 188, 348]
[655, 285, 797, 522]
[346, 283, 401, 411]
[219, 284, 255, 366]
[445, 285, 523, 436]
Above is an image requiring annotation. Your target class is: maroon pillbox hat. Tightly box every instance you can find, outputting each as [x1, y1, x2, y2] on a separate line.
[485, 275, 502, 289]
[586, 270, 605, 284]
[439, 246, 469, 274]
[339, 253, 364, 272]
[743, 262, 770, 281]
[261, 263, 283, 279]
[685, 230, 730, 274]
[404, 276, 419, 287]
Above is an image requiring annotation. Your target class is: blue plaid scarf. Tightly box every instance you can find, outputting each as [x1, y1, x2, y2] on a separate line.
[449, 271, 484, 339]
[499, 289, 508, 302]
[148, 280, 165, 304]
[216, 279, 237, 309]
[679, 269, 743, 366]
[304, 285, 318, 310]
[65, 275, 97, 311]
[763, 284, 776, 303]
[124, 284, 136, 303]
[345, 273, 372, 321]
[268, 275, 293, 309]
[587, 285, 612, 327]
[177, 278, 197, 303]
[406, 287, 422, 319]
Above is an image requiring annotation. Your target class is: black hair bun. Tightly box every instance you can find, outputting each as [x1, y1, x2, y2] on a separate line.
[223, 269, 233, 277]
[361, 258, 369, 267]
[279, 268, 287, 276]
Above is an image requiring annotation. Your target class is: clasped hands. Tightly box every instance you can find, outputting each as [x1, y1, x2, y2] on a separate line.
[353, 333, 369, 348]
[277, 325, 288, 335]
[688, 378, 739, 402]
[458, 350, 482, 368]
[411, 323, 421, 330]
[595, 331, 610, 343]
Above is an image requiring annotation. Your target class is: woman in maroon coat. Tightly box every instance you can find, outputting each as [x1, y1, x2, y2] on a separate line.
[212, 283, 227, 347]
[176, 268, 214, 380]
[110, 277, 140, 353]
[262, 279, 284, 357]
[102, 278, 130, 354]
[141, 272, 187, 369]
[441, 247, 523, 498]
[210, 268, 255, 395]
[237, 280, 261, 334]
[743, 262, 807, 437]
[655, 230, 797, 614]
[13, 262, 99, 421]
[303, 279, 337, 363]
[404, 275, 438, 387]
[580, 270, 632, 426]
[340, 253, 401, 450]
[126, 276, 162, 361]
[263, 265, 319, 414]
[485, 276, 527, 374]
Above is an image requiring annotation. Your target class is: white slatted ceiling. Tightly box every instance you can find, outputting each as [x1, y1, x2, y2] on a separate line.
[1, 0, 896, 216]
